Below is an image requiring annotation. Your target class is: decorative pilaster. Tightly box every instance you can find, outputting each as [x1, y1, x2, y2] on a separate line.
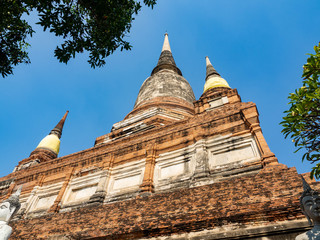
[89, 154, 114, 204]
[192, 140, 210, 179]
[48, 167, 74, 213]
[17, 175, 45, 219]
[140, 144, 157, 194]
[240, 108, 278, 166]
[250, 123, 278, 166]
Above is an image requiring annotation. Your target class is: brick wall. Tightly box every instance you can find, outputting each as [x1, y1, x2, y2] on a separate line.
[10, 164, 306, 239]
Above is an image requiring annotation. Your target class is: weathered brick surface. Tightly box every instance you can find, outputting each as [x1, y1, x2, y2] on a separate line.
[1, 95, 256, 193]
[1, 87, 313, 239]
[9, 164, 307, 239]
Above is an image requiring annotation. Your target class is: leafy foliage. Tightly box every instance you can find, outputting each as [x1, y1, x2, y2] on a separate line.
[281, 42, 320, 178]
[0, 0, 156, 78]
[0, 1, 34, 77]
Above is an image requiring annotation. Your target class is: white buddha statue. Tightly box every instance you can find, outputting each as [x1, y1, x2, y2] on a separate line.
[296, 177, 320, 240]
[0, 187, 21, 240]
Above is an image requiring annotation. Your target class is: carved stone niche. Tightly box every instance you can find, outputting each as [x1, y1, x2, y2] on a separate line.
[153, 147, 193, 192]
[207, 134, 261, 175]
[192, 140, 210, 179]
[105, 159, 145, 203]
[25, 182, 62, 217]
[60, 169, 101, 210]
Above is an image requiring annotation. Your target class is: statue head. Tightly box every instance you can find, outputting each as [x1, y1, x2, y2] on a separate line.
[0, 187, 21, 223]
[300, 176, 320, 225]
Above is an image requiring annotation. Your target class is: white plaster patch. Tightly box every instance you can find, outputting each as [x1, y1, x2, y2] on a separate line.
[153, 134, 261, 191]
[208, 96, 229, 109]
[154, 147, 193, 191]
[107, 159, 145, 197]
[61, 170, 101, 206]
[112, 174, 141, 190]
[160, 162, 185, 179]
[207, 134, 260, 169]
[26, 182, 63, 214]
[67, 185, 97, 202]
[109, 108, 184, 132]
[35, 195, 57, 210]
[213, 145, 255, 166]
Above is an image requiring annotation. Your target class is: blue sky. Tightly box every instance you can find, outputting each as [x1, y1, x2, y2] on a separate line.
[0, 0, 319, 177]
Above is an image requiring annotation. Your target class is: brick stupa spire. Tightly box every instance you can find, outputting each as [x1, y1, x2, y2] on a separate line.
[205, 56, 220, 80]
[31, 111, 69, 158]
[14, 111, 69, 170]
[49, 110, 69, 139]
[129, 33, 195, 118]
[203, 56, 230, 93]
[151, 33, 182, 76]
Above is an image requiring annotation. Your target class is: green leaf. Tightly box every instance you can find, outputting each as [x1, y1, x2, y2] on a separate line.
[0, 0, 157, 77]
[281, 42, 320, 179]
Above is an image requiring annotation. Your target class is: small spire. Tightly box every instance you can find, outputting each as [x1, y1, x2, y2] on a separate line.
[203, 56, 230, 93]
[162, 33, 171, 52]
[33, 111, 69, 156]
[50, 110, 69, 139]
[151, 33, 182, 76]
[205, 56, 220, 81]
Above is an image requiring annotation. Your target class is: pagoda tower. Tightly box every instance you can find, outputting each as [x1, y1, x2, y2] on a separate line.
[14, 111, 69, 172]
[0, 34, 316, 240]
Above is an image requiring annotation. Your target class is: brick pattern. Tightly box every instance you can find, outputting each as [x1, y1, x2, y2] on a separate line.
[140, 144, 157, 193]
[48, 167, 75, 213]
[0, 87, 310, 239]
[9, 164, 306, 239]
[1, 91, 259, 193]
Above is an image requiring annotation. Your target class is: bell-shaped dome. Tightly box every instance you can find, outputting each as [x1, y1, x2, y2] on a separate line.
[36, 134, 61, 155]
[33, 111, 69, 156]
[128, 34, 195, 118]
[134, 70, 195, 108]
